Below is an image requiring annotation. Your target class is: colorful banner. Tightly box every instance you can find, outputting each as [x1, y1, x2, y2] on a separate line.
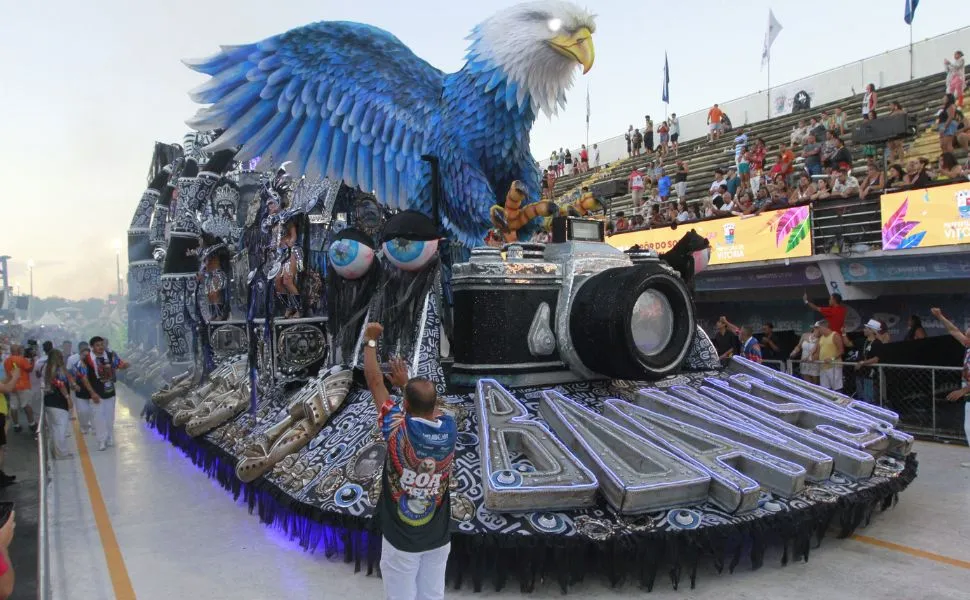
[880, 181, 970, 250]
[607, 207, 813, 266]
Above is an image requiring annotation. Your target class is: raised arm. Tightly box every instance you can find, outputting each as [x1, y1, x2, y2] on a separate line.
[362, 322, 389, 414]
[803, 293, 821, 312]
[720, 316, 740, 335]
[931, 307, 970, 347]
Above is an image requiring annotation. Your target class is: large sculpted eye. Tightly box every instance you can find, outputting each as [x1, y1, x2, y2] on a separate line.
[382, 238, 439, 272]
[328, 230, 375, 280]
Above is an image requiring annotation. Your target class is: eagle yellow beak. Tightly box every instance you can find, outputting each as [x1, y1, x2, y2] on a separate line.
[549, 27, 595, 74]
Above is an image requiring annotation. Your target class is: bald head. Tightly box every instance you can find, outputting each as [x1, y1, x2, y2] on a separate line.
[404, 378, 437, 417]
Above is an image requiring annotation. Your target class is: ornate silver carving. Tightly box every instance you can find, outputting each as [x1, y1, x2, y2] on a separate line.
[173, 171, 221, 235]
[276, 323, 328, 371]
[210, 322, 248, 359]
[540, 391, 711, 513]
[527, 302, 556, 357]
[159, 274, 198, 365]
[235, 367, 353, 482]
[477, 379, 598, 512]
[129, 188, 160, 230]
[604, 398, 803, 511]
[201, 181, 241, 244]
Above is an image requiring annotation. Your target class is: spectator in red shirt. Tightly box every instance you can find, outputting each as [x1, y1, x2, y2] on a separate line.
[769, 144, 795, 179]
[750, 138, 767, 173]
[3, 345, 36, 433]
[804, 293, 847, 333]
[579, 145, 589, 173]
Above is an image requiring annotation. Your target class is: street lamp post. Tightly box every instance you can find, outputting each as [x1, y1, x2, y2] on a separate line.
[113, 239, 122, 297]
[27, 259, 35, 321]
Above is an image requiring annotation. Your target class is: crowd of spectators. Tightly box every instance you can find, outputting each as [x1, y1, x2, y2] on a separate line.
[607, 84, 969, 236]
[625, 113, 681, 160]
[542, 52, 968, 238]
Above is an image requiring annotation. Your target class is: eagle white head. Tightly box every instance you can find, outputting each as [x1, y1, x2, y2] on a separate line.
[466, 1, 596, 118]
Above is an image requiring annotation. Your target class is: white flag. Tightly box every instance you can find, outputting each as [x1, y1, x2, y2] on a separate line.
[761, 9, 782, 69]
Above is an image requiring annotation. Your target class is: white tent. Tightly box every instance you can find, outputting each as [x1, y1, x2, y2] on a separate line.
[34, 312, 65, 327]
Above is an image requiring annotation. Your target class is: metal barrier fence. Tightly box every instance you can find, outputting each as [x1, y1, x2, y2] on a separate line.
[787, 360, 966, 442]
[37, 403, 51, 599]
[761, 359, 787, 373]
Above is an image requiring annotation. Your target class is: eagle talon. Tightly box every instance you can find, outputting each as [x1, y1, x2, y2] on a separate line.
[490, 205, 510, 231]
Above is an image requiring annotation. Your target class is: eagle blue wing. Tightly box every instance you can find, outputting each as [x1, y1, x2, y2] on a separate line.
[184, 22, 443, 212]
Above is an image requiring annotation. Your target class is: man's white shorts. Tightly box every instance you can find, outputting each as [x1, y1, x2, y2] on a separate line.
[820, 367, 843, 391]
[7, 390, 34, 411]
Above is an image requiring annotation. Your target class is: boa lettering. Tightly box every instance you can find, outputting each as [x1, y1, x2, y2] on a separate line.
[399, 467, 443, 498]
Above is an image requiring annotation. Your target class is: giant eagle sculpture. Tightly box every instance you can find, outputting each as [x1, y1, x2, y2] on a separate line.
[185, 1, 595, 247]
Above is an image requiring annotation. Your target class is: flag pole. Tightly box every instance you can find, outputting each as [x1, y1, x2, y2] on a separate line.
[767, 52, 771, 119]
[909, 22, 914, 80]
[585, 84, 590, 148]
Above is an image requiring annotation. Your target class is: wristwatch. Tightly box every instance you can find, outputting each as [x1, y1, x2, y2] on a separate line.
[365, 339, 377, 348]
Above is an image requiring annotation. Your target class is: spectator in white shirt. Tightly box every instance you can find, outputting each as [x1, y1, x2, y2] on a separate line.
[709, 169, 727, 198]
[675, 200, 691, 222]
[669, 113, 680, 156]
[733, 129, 749, 165]
[628, 168, 646, 209]
[831, 168, 860, 198]
[592, 144, 600, 169]
[790, 120, 810, 147]
[66, 342, 94, 434]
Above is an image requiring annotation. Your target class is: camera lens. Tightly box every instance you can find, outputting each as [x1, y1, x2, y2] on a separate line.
[630, 290, 674, 357]
[569, 263, 695, 380]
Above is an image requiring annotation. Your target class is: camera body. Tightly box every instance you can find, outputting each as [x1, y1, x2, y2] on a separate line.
[449, 217, 696, 389]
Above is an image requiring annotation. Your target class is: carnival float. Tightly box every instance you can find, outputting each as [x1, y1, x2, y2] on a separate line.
[125, 1, 916, 592]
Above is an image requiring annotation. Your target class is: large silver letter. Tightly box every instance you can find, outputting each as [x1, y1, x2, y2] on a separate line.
[636, 387, 833, 483]
[603, 398, 803, 512]
[540, 390, 711, 514]
[477, 379, 598, 512]
[697, 379, 876, 478]
[727, 357, 913, 455]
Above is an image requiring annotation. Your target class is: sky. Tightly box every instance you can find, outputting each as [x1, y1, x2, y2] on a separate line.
[0, 0, 963, 300]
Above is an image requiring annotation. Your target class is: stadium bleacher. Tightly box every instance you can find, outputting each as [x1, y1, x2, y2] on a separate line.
[548, 72, 964, 229]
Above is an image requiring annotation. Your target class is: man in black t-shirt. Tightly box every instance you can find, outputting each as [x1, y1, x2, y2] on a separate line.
[854, 319, 884, 403]
[760, 323, 782, 362]
[77, 336, 129, 451]
[712, 318, 741, 366]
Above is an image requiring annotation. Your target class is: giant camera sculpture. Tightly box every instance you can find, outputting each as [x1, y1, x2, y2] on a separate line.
[450, 217, 696, 388]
